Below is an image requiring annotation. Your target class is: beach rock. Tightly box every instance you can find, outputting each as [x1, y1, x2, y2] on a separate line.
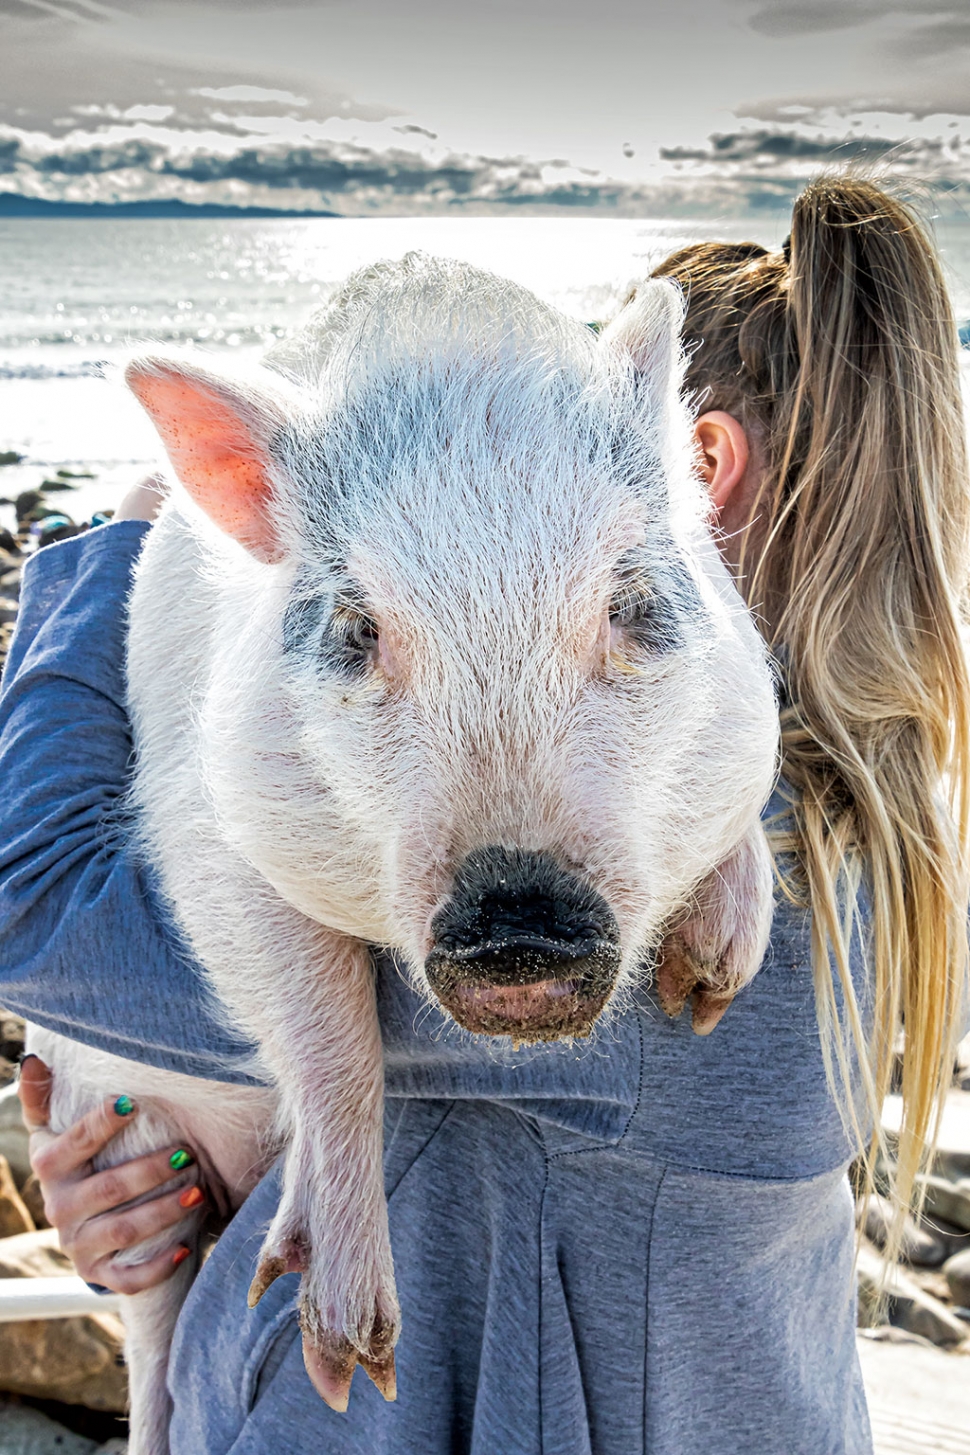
[0, 1152, 35, 1236]
[0, 1012, 25, 1085]
[13, 491, 48, 526]
[0, 1403, 98, 1454]
[19, 1174, 51, 1229]
[0, 451, 24, 466]
[0, 1227, 72, 1278]
[0, 1011, 25, 1061]
[857, 1239, 968, 1347]
[0, 1081, 31, 1185]
[0, 1230, 128, 1412]
[943, 1247, 970, 1307]
[857, 1193, 948, 1267]
[917, 1173, 970, 1233]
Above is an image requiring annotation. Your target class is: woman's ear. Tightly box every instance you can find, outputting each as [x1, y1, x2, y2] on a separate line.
[694, 410, 750, 516]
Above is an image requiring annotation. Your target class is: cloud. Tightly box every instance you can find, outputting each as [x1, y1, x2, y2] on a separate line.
[193, 85, 308, 107]
[394, 124, 438, 140]
[742, 0, 970, 63]
[661, 130, 900, 164]
[884, 14, 970, 58]
[743, 0, 961, 37]
[2, 111, 969, 218]
[0, 120, 651, 212]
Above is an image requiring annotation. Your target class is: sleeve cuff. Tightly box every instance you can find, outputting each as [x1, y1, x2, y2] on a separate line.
[19, 519, 152, 594]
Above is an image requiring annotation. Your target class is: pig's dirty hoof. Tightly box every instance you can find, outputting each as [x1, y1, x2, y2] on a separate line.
[654, 936, 735, 1035]
[301, 1308, 398, 1410]
[654, 934, 699, 1019]
[247, 1242, 307, 1307]
[247, 1256, 288, 1308]
[360, 1349, 397, 1401]
[301, 1338, 397, 1410]
[690, 989, 734, 1036]
[303, 1332, 359, 1412]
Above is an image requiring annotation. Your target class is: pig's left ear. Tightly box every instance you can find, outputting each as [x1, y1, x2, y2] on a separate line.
[126, 356, 288, 563]
[598, 278, 685, 405]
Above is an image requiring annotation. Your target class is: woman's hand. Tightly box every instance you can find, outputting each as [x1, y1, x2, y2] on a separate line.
[18, 1055, 202, 1294]
[112, 472, 169, 524]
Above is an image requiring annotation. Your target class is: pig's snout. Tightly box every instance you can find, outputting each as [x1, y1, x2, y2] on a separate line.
[426, 848, 621, 1042]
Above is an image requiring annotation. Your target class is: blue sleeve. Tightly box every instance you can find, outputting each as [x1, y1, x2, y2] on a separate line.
[0, 522, 261, 1084]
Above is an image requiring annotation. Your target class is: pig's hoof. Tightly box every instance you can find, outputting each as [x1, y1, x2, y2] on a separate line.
[689, 988, 734, 1036]
[302, 1324, 397, 1411]
[654, 936, 735, 1036]
[247, 1242, 307, 1308]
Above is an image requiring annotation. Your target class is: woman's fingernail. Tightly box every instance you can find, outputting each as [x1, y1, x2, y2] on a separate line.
[179, 1185, 204, 1209]
[114, 1095, 135, 1117]
[169, 1149, 193, 1171]
[20, 1053, 38, 1066]
[172, 1245, 191, 1267]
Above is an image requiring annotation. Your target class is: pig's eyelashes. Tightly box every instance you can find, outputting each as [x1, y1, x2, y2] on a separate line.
[327, 602, 381, 676]
[282, 594, 380, 677]
[608, 586, 684, 656]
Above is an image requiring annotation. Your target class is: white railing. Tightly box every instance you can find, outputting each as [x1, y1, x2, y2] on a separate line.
[0, 1275, 122, 1320]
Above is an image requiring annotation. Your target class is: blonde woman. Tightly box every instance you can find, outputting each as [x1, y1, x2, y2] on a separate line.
[3, 177, 968, 1453]
[652, 177, 970, 1224]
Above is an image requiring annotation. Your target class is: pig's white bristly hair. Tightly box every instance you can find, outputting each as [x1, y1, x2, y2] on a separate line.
[124, 252, 776, 1013]
[34, 255, 779, 1443]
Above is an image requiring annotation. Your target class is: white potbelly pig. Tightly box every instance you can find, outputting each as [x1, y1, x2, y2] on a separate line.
[27, 253, 779, 1455]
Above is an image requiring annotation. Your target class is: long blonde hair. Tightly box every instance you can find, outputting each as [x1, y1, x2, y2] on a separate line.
[653, 178, 970, 1224]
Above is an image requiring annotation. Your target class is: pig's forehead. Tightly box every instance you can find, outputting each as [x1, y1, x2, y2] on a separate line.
[279, 403, 682, 553]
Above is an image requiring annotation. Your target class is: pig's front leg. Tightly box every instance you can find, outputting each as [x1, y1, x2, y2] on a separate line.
[247, 930, 398, 1410]
[654, 823, 774, 1034]
[201, 913, 397, 1413]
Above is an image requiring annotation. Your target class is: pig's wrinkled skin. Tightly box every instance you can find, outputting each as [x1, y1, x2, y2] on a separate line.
[27, 254, 778, 1454]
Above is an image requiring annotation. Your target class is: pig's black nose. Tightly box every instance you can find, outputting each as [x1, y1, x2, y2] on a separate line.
[427, 847, 620, 988]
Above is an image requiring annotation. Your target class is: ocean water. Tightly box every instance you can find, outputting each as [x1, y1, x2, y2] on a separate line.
[1, 215, 969, 530]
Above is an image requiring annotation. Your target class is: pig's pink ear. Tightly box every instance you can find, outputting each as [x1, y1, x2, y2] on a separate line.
[599, 278, 684, 403]
[125, 356, 288, 562]
[654, 824, 774, 1035]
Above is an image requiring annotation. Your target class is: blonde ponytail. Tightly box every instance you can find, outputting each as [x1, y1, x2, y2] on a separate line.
[653, 178, 970, 1236]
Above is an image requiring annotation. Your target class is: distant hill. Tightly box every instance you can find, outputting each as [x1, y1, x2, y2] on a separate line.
[0, 194, 339, 220]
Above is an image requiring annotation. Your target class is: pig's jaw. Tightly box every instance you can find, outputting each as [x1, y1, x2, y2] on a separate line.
[435, 970, 615, 1043]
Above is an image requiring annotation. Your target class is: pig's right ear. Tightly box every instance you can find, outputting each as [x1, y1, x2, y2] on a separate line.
[125, 356, 288, 563]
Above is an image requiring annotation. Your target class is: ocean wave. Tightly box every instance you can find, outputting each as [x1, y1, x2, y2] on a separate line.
[0, 360, 110, 380]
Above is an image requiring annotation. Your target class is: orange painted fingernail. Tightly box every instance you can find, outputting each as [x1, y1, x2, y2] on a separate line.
[172, 1245, 191, 1267]
[179, 1186, 204, 1209]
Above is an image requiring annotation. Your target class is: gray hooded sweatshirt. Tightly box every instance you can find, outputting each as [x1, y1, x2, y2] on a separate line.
[0, 523, 872, 1454]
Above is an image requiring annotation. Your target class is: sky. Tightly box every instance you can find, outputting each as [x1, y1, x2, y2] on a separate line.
[1, 0, 969, 216]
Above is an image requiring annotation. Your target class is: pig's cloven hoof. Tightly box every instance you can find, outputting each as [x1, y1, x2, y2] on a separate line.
[654, 935, 735, 1036]
[302, 1320, 398, 1412]
[248, 1243, 399, 1410]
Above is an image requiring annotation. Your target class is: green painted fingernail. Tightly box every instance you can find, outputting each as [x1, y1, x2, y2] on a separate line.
[169, 1148, 193, 1170]
[114, 1095, 135, 1117]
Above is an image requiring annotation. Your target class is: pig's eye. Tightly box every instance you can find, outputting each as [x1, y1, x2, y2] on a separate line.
[608, 580, 684, 656]
[327, 602, 380, 675]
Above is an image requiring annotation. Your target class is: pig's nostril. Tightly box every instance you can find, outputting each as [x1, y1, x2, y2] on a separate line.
[431, 847, 619, 959]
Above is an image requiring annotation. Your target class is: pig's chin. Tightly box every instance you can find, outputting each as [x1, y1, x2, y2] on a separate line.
[441, 977, 612, 1042]
[425, 943, 621, 1043]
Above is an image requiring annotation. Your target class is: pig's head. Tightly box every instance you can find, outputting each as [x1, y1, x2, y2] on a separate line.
[127, 254, 779, 1043]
